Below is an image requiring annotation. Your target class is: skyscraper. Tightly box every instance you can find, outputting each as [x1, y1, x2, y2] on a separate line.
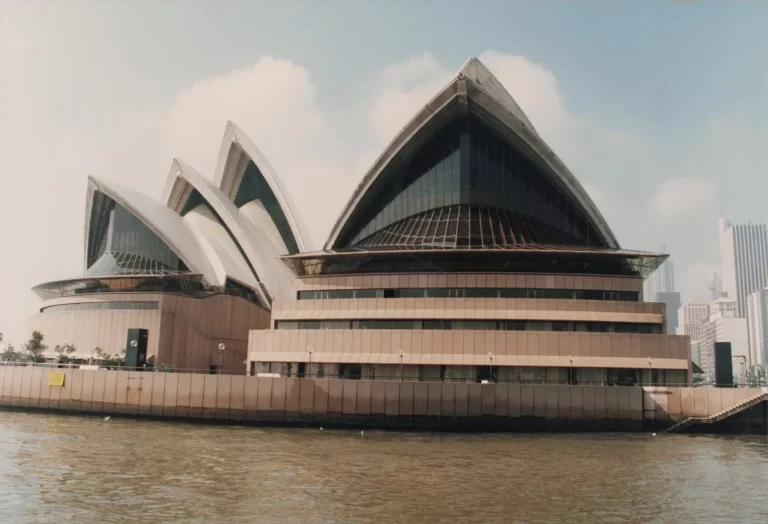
[656, 291, 681, 335]
[644, 246, 679, 334]
[677, 299, 710, 341]
[708, 271, 724, 300]
[719, 218, 768, 318]
[644, 245, 675, 299]
[746, 288, 768, 372]
[698, 298, 748, 381]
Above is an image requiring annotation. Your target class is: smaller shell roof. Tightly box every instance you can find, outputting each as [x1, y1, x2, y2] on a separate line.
[213, 121, 310, 253]
[162, 159, 296, 305]
[84, 176, 219, 286]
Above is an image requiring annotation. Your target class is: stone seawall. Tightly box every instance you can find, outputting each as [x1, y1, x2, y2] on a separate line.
[0, 367, 764, 432]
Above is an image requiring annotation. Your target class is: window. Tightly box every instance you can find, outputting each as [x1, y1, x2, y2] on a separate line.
[86, 192, 189, 276]
[338, 364, 362, 380]
[337, 115, 607, 249]
[296, 287, 639, 302]
[275, 319, 660, 333]
[233, 160, 299, 254]
[41, 301, 159, 313]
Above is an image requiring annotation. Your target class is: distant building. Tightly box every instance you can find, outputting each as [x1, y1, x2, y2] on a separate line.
[655, 291, 681, 334]
[719, 218, 768, 318]
[677, 299, 710, 365]
[644, 247, 675, 299]
[708, 271, 724, 300]
[746, 288, 768, 372]
[698, 298, 748, 380]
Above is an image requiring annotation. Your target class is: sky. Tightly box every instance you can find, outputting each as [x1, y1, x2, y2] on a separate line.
[0, 1, 766, 345]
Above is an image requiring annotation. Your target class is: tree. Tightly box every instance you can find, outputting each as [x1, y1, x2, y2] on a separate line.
[54, 343, 76, 364]
[1, 343, 21, 362]
[25, 331, 48, 363]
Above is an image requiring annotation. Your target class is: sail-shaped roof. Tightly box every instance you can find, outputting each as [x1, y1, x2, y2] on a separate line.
[84, 176, 219, 285]
[214, 121, 309, 255]
[162, 159, 296, 306]
[324, 57, 618, 252]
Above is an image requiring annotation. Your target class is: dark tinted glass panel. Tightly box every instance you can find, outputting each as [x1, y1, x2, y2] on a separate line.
[234, 160, 299, 254]
[275, 319, 659, 333]
[468, 117, 600, 246]
[344, 119, 463, 247]
[42, 301, 158, 313]
[180, 188, 206, 217]
[499, 288, 527, 299]
[338, 115, 605, 249]
[354, 289, 381, 298]
[86, 193, 188, 276]
[225, 279, 265, 307]
[551, 321, 572, 332]
[397, 289, 426, 298]
[423, 319, 451, 329]
[296, 287, 638, 301]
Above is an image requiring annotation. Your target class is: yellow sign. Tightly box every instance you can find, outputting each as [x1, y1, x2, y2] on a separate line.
[48, 371, 65, 387]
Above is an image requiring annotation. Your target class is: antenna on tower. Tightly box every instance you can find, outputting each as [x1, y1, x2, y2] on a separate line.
[718, 204, 725, 218]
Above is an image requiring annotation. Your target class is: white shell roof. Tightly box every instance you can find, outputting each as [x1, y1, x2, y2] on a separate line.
[162, 159, 296, 306]
[214, 121, 310, 253]
[84, 176, 220, 286]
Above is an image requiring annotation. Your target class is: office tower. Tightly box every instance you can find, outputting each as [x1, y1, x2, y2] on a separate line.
[719, 218, 768, 317]
[746, 288, 768, 372]
[677, 300, 710, 363]
[708, 271, 724, 300]
[644, 245, 675, 299]
[655, 291, 681, 334]
[698, 298, 748, 380]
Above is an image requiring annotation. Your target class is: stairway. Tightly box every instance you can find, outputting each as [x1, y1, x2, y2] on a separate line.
[665, 389, 768, 433]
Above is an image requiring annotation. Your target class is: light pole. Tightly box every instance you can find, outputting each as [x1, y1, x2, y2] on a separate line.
[218, 343, 226, 373]
[487, 352, 494, 383]
[399, 350, 405, 381]
[308, 347, 313, 378]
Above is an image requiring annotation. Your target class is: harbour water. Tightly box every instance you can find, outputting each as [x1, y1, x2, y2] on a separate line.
[1, 412, 766, 523]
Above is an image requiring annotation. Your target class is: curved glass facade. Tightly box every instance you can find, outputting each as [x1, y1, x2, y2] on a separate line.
[337, 116, 604, 249]
[234, 159, 300, 254]
[353, 204, 584, 250]
[86, 192, 188, 276]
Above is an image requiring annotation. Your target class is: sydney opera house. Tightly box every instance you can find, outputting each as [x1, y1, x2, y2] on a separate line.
[28, 58, 691, 384]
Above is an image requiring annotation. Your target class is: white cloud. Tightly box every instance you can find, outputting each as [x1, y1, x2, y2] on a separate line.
[368, 52, 452, 145]
[478, 50, 572, 141]
[649, 177, 717, 222]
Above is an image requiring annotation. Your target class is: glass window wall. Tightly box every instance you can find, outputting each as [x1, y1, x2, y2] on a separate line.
[234, 160, 299, 254]
[86, 192, 188, 276]
[275, 319, 661, 334]
[337, 115, 604, 249]
[297, 288, 639, 302]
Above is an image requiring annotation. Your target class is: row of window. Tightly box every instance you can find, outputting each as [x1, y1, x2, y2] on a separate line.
[251, 363, 681, 386]
[298, 288, 638, 301]
[275, 319, 661, 334]
[41, 301, 159, 313]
